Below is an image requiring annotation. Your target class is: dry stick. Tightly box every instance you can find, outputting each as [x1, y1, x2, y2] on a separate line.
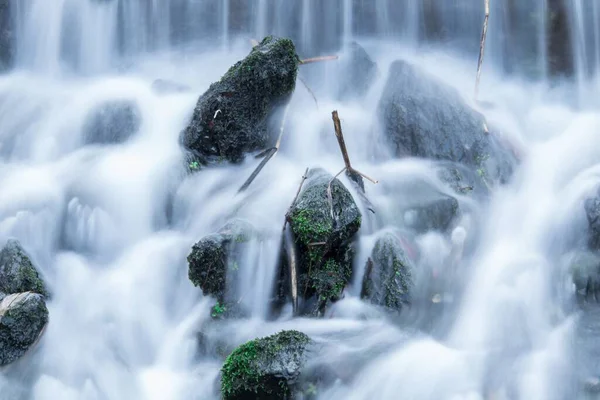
[300, 55, 339, 65]
[474, 0, 490, 100]
[329, 111, 378, 214]
[298, 76, 319, 108]
[282, 168, 310, 315]
[238, 103, 292, 192]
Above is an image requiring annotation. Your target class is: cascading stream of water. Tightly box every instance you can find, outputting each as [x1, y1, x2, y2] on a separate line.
[1, 1, 600, 399]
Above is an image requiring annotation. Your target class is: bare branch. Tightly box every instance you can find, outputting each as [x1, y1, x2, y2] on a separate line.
[475, 0, 490, 100]
[298, 76, 319, 108]
[300, 55, 339, 65]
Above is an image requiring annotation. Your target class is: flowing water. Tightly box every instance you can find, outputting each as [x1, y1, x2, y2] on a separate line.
[2, 1, 600, 399]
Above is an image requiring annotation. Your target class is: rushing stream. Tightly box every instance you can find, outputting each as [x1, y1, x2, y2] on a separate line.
[2, 1, 600, 399]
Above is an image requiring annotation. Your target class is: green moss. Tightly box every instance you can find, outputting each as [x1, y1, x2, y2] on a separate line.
[311, 259, 349, 303]
[221, 330, 310, 399]
[211, 302, 228, 319]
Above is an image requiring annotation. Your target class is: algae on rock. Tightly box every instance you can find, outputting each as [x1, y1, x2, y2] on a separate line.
[221, 330, 312, 400]
[0, 239, 48, 297]
[182, 36, 300, 165]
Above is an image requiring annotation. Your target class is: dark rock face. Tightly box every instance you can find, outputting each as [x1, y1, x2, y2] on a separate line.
[182, 36, 299, 165]
[221, 330, 312, 400]
[0, 239, 48, 297]
[404, 195, 459, 233]
[361, 232, 415, 311]
[187, 219, 255, 316]
[0, 292, 49, 366]
[569, 251, 600, 302]
[378, 60, 515, 187]
[285, 168, 361, 315]
[337, 41, 378, 100]
[586, 195, 600, 251]
[0, 0, 13, 70]
[83, 101, 141, 145]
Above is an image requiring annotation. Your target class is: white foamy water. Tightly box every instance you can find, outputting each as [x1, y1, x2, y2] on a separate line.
[1, 1, 600, 399]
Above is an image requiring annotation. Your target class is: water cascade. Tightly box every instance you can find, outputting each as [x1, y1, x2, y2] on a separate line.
[0, 1, 600, 399]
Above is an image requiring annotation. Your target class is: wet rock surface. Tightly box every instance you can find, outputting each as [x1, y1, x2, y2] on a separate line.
[0, 292, 49, 366]
[361, 232, 415, 312]
[82, 100, 141, 145]
[182, 36, 299, 165]
[187, 219, 256, 317]
[0, 239, 48, 297]
[337, 41, 378, 100]
[221, 330, 313, 400]
[379, 60, 515, 189]
[284, 168, 361, 315]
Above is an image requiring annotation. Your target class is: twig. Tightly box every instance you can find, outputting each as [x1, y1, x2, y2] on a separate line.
[300, 55, 339, 65]
[474, 0, 490, 100]
[282, 168, 310, 316]
[238, 103, 291, 192]
[330, 110, 378, 214]
[298, 76, 318, 108]
[327, 167, 347, 220]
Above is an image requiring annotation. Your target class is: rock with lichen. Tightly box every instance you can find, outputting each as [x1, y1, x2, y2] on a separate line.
[0, 292, 49, 366]
[378, 60, 516, 191]
[0, 239, 48, 297]
[182, 36, 300, 165]
[187, 219, 256, 318]
[220, 330, 313, 400]
[361, 232, 415, 312]
[282, 168, 361, 315]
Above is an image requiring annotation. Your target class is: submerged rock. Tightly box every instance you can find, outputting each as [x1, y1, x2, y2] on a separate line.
[378, 60, 515, 187]
[187, 219, 255, 315]
[0, 292, 49, 366]
[182, 36, 299, 165]
[221, 330, 312, 400]
[0, 239, 48, 297]
[361, 232, 415, 311]
[337, 41, 378, 100]
[569, 251, 600, 302]
[585, 194, 600, 251]
[151, 79, 190, 94]
[0, 0, 13, 70]
[83, 100, 141, 145]
[284, 168, 361, 315]
[403, 195, 459, 233]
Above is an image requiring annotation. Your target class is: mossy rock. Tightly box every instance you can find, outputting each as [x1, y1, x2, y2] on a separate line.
[285, 168, 361, 315]
[379, 60, 515, 187]
[182, 36, 300, 165]
[187, 219, 255, 308]
[0, 239, 48, 297]
[361, 232, 415, 312]
[0, 292, 49, 366]
[221, 330, 312, 400]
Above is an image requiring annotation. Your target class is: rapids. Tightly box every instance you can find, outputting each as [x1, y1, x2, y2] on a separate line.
[1, 1, 600, 399]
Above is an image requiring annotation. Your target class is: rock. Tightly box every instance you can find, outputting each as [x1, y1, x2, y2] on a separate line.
[221, 330, 312, 400]
[378, 60, 515, 186]
[361, 232, 415, 311]
[285, 168, 361, 315]
[0, 239, 48, 297]
[82, 100, 141, 145]
[0, 0, 13, 70]
[182, 36, 299, 165]
[187, 219, 255, 315]
[568, 251, 600, 302]
[586, 194, 600, 251]
[337, 41, 378, 100]
[403, 195, 459, 233]
[0, 292, 49, 366]
[151, 79, 190, 94]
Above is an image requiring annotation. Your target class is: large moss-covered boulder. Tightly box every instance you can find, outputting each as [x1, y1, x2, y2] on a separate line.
[221, 330, 312, 400]
[187, 219, 255, 317]
[182, 36, 299, 165]
[378, 60, 515, 187]
[83, 100, 141, 145]
[0, 239, 48, 297]
[284, 168, 361, 315]
[0, 292, 49, 365]
[361, 232, 415, 311]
